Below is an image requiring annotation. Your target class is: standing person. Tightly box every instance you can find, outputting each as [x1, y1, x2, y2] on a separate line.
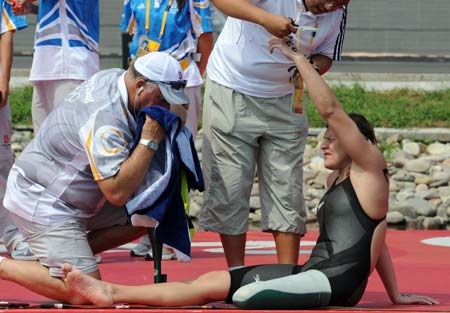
[199, 0, 350, 269]
[0, 52, 189, 304]
[13, 0, 100, 133]
[0, 0, 35, 260]
[121, 0, 213, 259]
[59, 38, 438, 309]
[121, 0, 213, 139]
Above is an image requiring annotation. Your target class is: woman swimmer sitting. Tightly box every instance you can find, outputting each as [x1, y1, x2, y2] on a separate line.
[61, 37, 438, 309]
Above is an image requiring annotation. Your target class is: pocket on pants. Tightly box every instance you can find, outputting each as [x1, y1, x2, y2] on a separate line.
[205, 80, 238, 134]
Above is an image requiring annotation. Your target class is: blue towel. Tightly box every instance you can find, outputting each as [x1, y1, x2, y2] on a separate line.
[126, 106, 204, 261]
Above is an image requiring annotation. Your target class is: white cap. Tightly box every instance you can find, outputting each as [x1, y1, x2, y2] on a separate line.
[134, 52, 189, 105]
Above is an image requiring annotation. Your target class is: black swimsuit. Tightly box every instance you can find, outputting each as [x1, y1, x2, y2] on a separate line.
[227, 176, 386, 306]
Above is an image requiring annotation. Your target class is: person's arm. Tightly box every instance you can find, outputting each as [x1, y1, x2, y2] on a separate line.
[97, 116, 165, 206]
[196, 32, 213, 76]
[210, 0, 296, 38]
[376, 244, 438, 305]
[0, 30, 13, 108]
[268, 36, 381, 171]
[310, 54, 332, 76]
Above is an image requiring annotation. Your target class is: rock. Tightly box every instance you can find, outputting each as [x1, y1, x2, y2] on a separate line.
[249, 196, 261, 210]
[429, 198, 443, 211]
[389, 180, 401, 192]
[422, 217, 446, 230]
[308, 156, 326, 172]
[404, 159, 432, 173]
[436, 204, 448, 220]
[391, 170, 415, 182]
[415, 189, 439, 200]
[413, 173, 433, 185]
[391, 157, 409, 168]
[385, 134, 402, 145]
[387, 211, 405, 224]
[303, 144, 315, 164]
[438, 186, 450, 203]
[415, 183, 429, 192]
[251, 182, 259, 196]
[431, 171, 450, 184]
[396, 181, 417, 191]
[411, 198, 436, 216]
[314, 171, 329, 188]
[426, 142, 450, 155]
[249, 211, 261, 224]
[389, 202, 418, 219]
[189, 199, 202, 218]
[396, 190, 415, 201]
[402, 141, 421, 156]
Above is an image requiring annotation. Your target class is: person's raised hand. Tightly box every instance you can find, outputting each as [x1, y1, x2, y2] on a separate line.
[262, 14, 296, 38]
[268, 36, 300, 61]
[393, 293, 439, 305]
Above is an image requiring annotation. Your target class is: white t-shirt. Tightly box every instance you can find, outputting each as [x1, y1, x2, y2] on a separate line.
[4, 70, 135, 225]
[207, 0, 347, 98]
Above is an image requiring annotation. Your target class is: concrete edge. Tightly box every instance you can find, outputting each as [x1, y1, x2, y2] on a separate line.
[308, 128, 450, 143]
[14, 126, 450, 142]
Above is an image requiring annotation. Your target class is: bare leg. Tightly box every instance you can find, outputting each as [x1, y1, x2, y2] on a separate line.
[63, 264, 231, 306]
[88, 225, 147, 255]
[273, 231, 300, 264]
[220, 233, 246, 268]
[0, 258, 98, 304]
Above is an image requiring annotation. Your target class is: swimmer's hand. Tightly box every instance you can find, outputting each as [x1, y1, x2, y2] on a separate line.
[393, 293, 439, 305]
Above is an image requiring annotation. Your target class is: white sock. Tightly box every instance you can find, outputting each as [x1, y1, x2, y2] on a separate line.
[229, 265, 245, 271]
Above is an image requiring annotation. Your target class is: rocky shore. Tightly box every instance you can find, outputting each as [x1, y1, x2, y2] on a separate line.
[11, 126, 450, 230]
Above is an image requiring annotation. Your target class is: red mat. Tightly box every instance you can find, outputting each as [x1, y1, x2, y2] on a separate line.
[1, 230, 449, 313]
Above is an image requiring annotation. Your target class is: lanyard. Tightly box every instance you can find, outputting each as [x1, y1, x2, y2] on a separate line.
[144, 0, 174, 40]
[307, 18, 319, 49]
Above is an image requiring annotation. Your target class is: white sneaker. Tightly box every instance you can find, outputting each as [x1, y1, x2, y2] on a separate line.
[130, 241, 151, 257]
[10, 242, 37, 261]
[145, 245, 176, 261]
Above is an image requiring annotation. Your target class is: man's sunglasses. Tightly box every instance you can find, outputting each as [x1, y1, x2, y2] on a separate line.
[145, 79, 187, 90]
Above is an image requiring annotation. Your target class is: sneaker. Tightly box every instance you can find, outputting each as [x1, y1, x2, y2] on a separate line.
[10, 242, 37, 261]
[145, 245, 176, 261]
[130, 241, 151, 257]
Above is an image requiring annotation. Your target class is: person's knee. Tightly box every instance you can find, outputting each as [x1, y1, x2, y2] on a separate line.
[198, 270, 230, 299]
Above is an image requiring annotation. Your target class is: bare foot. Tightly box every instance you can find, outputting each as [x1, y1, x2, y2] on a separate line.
[62, 263, 114, 306]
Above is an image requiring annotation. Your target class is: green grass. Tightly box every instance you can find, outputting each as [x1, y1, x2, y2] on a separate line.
[9, 85, 33, 126]
[305, 85, 450, 128]
[9, 84, 450, 128]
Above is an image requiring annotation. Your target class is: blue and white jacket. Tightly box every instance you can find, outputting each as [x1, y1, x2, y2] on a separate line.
[30, 0, 100, 81]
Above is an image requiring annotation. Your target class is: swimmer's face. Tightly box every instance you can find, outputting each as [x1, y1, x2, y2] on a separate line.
[321, 129, 351, 170]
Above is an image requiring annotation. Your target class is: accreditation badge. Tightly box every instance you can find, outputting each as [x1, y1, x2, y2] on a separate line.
[136, 35, 161, 57]
[291, 74, 305, 114]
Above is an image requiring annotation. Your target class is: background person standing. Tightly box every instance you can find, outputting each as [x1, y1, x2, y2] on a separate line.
[0, 0, 35, 260]
[13, 0, 100, 133]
